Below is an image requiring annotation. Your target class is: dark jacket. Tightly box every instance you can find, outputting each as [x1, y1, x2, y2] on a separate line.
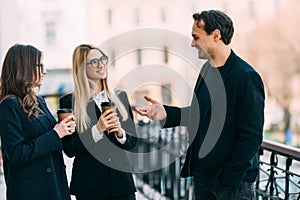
[163, 50, 265, 189]
[59, 90, 137, 197]
[0, 96, 70, 200]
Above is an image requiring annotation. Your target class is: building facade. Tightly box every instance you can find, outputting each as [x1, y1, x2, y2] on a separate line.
[1, 0, 299, 131]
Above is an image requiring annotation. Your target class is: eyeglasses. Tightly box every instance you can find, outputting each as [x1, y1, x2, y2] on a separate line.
[86, 55, 108, 68]
[36, 63, 45, 72]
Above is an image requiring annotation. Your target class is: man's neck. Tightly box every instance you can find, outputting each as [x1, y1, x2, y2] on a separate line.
[210, 46, 231, 67]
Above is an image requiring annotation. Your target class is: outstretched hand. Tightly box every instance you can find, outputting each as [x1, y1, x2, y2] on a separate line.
[135, 96, 167, 121]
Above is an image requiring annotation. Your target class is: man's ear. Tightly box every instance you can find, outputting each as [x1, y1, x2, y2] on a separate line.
[212, 29, 222, 41]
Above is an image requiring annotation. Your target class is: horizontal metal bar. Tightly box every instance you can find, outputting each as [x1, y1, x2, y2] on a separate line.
[262, 140, 300, 161]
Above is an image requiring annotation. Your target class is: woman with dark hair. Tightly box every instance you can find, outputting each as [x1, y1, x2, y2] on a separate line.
[59, 44, 137, 200]
[0, 44, 76, 200]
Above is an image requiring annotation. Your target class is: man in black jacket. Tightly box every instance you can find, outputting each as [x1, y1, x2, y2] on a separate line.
[136, 10, 265, 200]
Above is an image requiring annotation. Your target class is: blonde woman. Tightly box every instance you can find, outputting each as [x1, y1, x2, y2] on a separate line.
[59, 44, 137, 200]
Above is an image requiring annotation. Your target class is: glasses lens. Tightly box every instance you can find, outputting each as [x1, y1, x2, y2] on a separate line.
[100, 56, 108, 66]
[91, 59, 99, 68]
[88, 56, 108, 68]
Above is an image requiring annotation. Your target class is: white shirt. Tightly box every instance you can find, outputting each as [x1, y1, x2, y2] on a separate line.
[91, 90, 126, 144]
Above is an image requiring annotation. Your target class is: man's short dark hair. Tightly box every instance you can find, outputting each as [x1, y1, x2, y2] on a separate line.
[193, 10, 234, 45]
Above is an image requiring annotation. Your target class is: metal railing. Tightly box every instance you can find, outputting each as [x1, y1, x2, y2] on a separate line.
[134, 121, 300, 200]
[134, 121, 192, 200]
[256, 140, 300, 200]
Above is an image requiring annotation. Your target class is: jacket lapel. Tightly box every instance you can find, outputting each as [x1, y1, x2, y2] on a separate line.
[87, 100, 99, 123]
[36, 97, 56, 131]
[36, 97, 65, 162]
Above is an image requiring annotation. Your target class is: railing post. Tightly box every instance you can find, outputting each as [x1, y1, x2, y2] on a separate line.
[256, 148, 264, 199]
[269, 152, 277, 197]
[285, 157, 292, 200]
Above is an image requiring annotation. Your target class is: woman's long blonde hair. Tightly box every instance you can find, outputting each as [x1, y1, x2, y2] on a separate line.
[72, 44, 128, 133]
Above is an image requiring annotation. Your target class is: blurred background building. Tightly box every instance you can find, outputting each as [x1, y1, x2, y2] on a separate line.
[1, 1, 300, 199]
[0, 0, 300, 146]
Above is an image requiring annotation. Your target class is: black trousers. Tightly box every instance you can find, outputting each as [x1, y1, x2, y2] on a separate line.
[75, 193, 136, 200]
[193, 177, 256, 200]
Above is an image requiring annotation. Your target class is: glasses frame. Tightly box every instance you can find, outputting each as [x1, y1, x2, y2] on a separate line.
[86, 55, 108, 68]
[36, 63, 44, 72]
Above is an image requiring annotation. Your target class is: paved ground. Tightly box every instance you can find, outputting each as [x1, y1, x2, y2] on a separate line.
[0, 155, 149, 200]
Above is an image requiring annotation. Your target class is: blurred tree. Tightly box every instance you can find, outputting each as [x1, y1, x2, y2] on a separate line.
[248, 0, 300, 144]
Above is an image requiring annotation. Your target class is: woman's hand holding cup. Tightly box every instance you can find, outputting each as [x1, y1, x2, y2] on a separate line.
[97, 102, 122, 137]
[54, 109, 76, 138]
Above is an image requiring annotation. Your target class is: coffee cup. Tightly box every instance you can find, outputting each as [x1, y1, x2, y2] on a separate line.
[57, 108, 73, 122]
[101, 101, 116, 113]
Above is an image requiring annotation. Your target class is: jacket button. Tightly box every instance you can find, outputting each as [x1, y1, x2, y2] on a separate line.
[46, 168, 52, 173]
[108, 158, 111, 162]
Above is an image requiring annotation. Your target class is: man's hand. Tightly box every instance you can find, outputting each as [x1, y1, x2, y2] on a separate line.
[135, 96, 167, 121]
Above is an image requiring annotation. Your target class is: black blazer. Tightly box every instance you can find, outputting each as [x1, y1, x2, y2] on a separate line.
[0, 96, 70, 200]
[59, 89, 137, 197]
[163, 50, 265, 189]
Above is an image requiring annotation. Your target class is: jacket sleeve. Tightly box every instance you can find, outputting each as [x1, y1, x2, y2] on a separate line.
[0, 98, 63, 166]
[59, 94, 88, 157]
[162, 105, 190, 128]
[221, 70, 265, 187]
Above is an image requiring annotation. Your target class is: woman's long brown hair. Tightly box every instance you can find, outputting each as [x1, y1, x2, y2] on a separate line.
[0, 44, 43, 118]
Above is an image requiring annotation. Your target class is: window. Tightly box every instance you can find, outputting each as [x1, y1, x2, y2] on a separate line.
[161, 84, 172, 104]
[46, 22, 56, 45]
[164, 46, 168, 64]
[110, 50, 115, 67]
[249, 0, 255, 18]
[161, 7, 166, 22]
[107, 9, 112, 26]
[137, 49, 142, 65]
[135, 7, 140, 24]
